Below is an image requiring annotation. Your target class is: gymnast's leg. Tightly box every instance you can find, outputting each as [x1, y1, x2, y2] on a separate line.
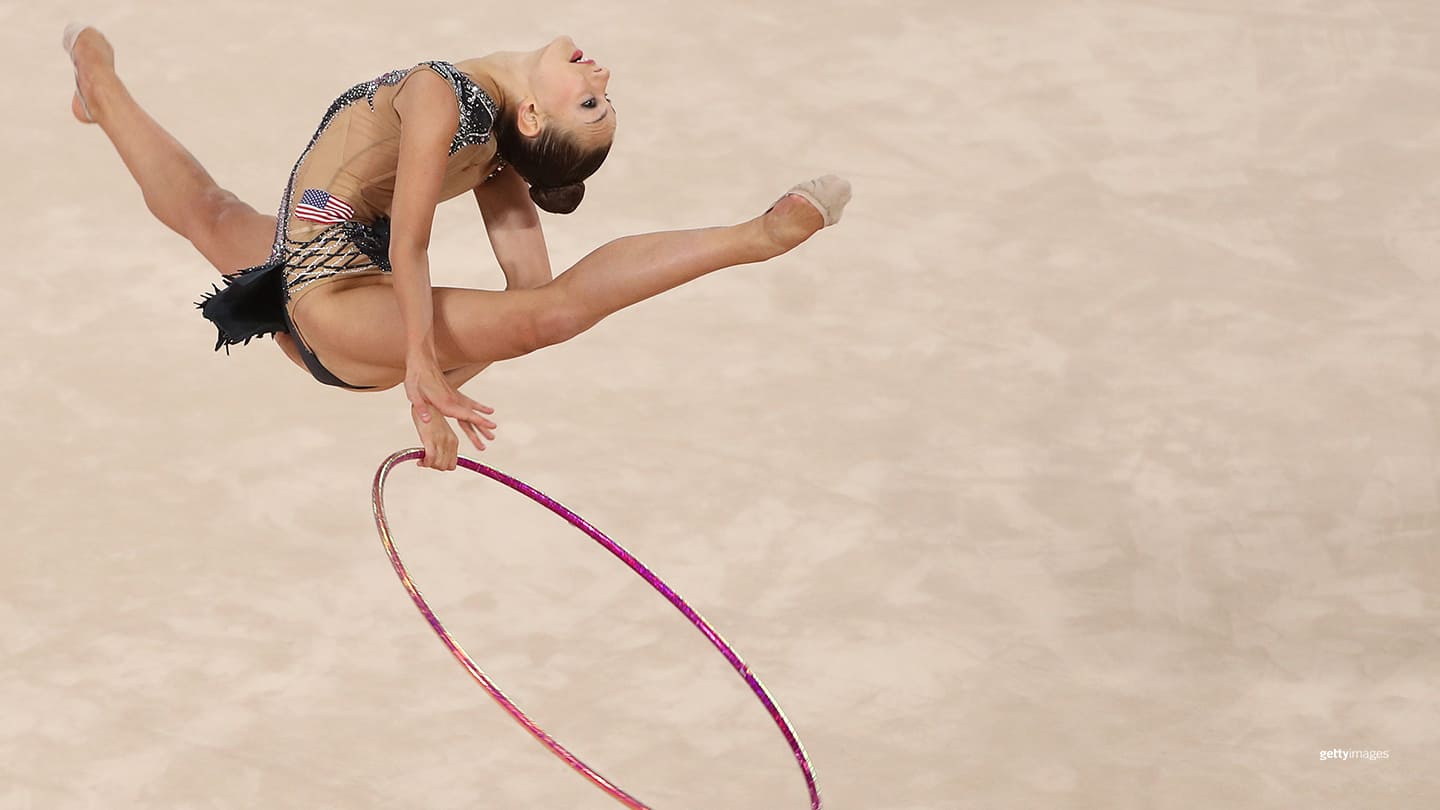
[298, 184, 848, 388]
[64, 26, 274, 274]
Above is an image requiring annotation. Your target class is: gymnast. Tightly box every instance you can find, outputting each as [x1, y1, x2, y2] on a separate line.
[62, 25, 850, 470]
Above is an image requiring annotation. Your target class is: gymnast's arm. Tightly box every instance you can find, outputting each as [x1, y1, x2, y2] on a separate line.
[473, 166, 554, 290]
[392, 68, 495, 461]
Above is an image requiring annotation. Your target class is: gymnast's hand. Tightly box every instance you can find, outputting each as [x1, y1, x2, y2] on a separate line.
[405, 354, 496, 469]
[410, 402, 461, 471]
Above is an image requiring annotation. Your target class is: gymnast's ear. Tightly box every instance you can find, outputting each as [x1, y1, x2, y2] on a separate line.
[515, 98, 543, 139]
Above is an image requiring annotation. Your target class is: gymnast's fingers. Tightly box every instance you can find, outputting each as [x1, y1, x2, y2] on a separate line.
[468, 415, 496, 442]
[437, 393, 496, 428]
[458, 419, 488, 453]
[461, 392, 495, 416]
[424, 383, 493, 420]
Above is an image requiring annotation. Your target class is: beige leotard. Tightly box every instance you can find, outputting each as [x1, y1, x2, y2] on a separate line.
[277, 60, 506, 300]
[197, 59, 507, 389]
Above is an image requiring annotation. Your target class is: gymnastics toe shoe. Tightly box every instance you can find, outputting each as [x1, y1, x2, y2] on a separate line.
[785, 175, 852, 227]
[62, 22, 96, 123]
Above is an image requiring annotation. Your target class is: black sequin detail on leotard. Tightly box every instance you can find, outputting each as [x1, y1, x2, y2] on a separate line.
[417, 61, 499, 155]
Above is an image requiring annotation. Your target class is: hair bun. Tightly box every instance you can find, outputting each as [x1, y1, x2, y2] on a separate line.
[529, 182, 585, 214]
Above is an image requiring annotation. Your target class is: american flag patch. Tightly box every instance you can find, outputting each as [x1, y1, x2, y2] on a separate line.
[294, 188, 355, 224]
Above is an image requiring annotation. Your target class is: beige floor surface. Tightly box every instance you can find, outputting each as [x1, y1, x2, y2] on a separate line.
[3, 0, 1439, 807]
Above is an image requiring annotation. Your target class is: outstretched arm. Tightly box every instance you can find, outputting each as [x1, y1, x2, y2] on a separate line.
[473, 167, 553, 289]
[393, 68, 496, 469]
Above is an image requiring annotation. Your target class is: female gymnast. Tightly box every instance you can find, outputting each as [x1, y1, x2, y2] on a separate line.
[62, 25, 850, 471]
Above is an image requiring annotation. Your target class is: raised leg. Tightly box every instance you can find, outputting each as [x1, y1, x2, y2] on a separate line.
[65, 26, 274, 273]
[296, 187, 846, 389]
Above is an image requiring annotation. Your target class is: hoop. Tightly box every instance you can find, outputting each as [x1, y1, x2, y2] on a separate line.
[370, 448, 822, 809]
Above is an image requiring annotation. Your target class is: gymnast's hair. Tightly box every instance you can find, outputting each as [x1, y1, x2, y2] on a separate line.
[495, 106, 611, 215]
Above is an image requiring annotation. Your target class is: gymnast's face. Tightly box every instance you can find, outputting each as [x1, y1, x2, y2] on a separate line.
[527, 35, 616, 149]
